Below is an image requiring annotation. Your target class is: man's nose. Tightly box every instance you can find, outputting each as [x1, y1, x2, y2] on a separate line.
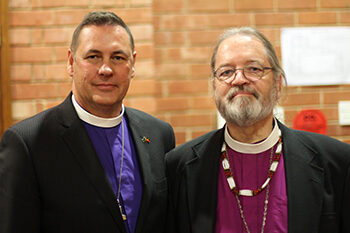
[98, 63, 113, 76]
[226, 69, 250, 86]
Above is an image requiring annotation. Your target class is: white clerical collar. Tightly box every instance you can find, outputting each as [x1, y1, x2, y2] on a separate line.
[72, 95, 124, 128]
[224, 118, 280, 154]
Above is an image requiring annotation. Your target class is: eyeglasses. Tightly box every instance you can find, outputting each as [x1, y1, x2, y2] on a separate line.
[213, 64, 273, 82]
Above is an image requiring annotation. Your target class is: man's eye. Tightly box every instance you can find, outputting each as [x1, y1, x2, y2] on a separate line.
[113, 56, 126, 61]
[246, 66, 263, 73]
[86, 55, 99, 60]
[220, 69, 234, 77]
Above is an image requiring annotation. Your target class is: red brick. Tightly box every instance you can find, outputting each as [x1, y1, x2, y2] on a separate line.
[321, 107, 339, 121]
[130, 25, 153, 41]
[280, 92, 320, 106]
[11, 64, 32, 82]
[90, 0, 127, 6]
[163, 47, 211, 62]
[153, 0, 183, 12]
[340, 12, 350, 23]
[191, 64, 212, 79]
[55, 10, 89, 25]
[54, 46, 69, 62]
[43, 28, 71, 44]
[277, 0, 317, 9]
[66, 0, 90, 6]
[35, 101, 47, 113]
[168, 80, 209, 94]
[31, 0, 41, 7]
[164, 48, 181, 60]
[207, 14, 251, 27]
[192, 130, 212, 139]
[188, 0, 230, 12]
[283, 109, 299, 125]
[323, 91, 350, 104]
[130, 0, 152, 6]
[10, 11, 55, 26]
[174, 131, 186, 145]
[158, 15, 204, 30]
[10, 29, 31, 45]
[40, 0, 89, 7]
[154, 49, 164, 63]
[298, 12, 338, 25]
[32, 29, 44, 44]
[170, 113, 213, 127]
[192, 96, 216, 110]
[156, 97, 189, 111]
[33, 64, 68, 81]
[154, 32, 186, 45]
[326, 125, 350, 136]
[183, 47, 211, 61]
[125, 96, 157, 112]
[32, 0, 89, 8]
[12, 47, 53, 63]
[320, 0, 350, 8]
[135, 43, 154, 59]
[134, 61, 155, 79]
[189, 30, 222, 45]
[112, 8, 152, 24]
[153, 16, 161, 31]
[235, 0, 274, 11]
[155, 63, 190, 79]
[9, 0, 31, 8]
[157, 14, 249, 30]
[258, 28, 280, 46]
[58, 82, 73, 97]
[128, 79, 160, 95]
[255, 13, 295, 26]
[12, 83, 62, 100]
[12, 101, 36, 120]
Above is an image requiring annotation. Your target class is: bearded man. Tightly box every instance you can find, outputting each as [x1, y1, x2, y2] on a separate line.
[165, 27, 350, 233]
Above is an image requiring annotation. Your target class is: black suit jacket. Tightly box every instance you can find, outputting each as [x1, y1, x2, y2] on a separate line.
[0, 94, 175, 233]
[166, 121, 350, 233]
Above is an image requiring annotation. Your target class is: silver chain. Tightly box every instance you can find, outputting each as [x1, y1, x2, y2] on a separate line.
[234, 147, 274, 233]
[235, 184, 270, 233]
[116, 120, 126, 220]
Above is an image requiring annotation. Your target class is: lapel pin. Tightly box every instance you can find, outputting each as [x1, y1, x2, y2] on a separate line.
[141, 136, 150, 144]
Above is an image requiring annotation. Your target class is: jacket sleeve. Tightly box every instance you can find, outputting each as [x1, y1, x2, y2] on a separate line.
[0, 129, 41, 233]
[341, 162, 350, 233]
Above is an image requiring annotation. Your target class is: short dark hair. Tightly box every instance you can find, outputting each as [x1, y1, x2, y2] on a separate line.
[70, 11, 134, 54]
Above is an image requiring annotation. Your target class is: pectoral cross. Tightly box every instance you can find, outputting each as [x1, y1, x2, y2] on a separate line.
[117, 199, 127, 221]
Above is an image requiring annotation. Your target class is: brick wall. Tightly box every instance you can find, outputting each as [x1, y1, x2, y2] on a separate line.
[8, 0, 350, 145]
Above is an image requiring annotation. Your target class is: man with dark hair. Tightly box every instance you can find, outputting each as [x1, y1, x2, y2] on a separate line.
[166, 27, 350, 233]
[0, 11, 175, 233]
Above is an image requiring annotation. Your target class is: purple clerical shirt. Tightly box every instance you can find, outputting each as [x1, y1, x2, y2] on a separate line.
[215, 144, 288, 233]
[83, 117, 142, 233]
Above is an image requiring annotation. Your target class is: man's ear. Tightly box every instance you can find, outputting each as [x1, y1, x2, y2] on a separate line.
[130, 51, 137, 78]
[67, 49, 74, 77]
[130, 67, 136, 78]
[276, 74, 283, 99]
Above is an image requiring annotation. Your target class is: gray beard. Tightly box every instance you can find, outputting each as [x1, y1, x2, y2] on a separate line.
[215, 85, 277, 127]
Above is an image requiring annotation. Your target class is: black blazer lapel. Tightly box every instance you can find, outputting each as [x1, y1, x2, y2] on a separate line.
[58, 96, 127, 233]
[185, 129, 224, 233]
[124, 109, 153, 232]
[279, 123, 324, 233]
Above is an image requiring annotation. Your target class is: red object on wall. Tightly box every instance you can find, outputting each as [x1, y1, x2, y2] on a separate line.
[293, 109, 327, 135]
